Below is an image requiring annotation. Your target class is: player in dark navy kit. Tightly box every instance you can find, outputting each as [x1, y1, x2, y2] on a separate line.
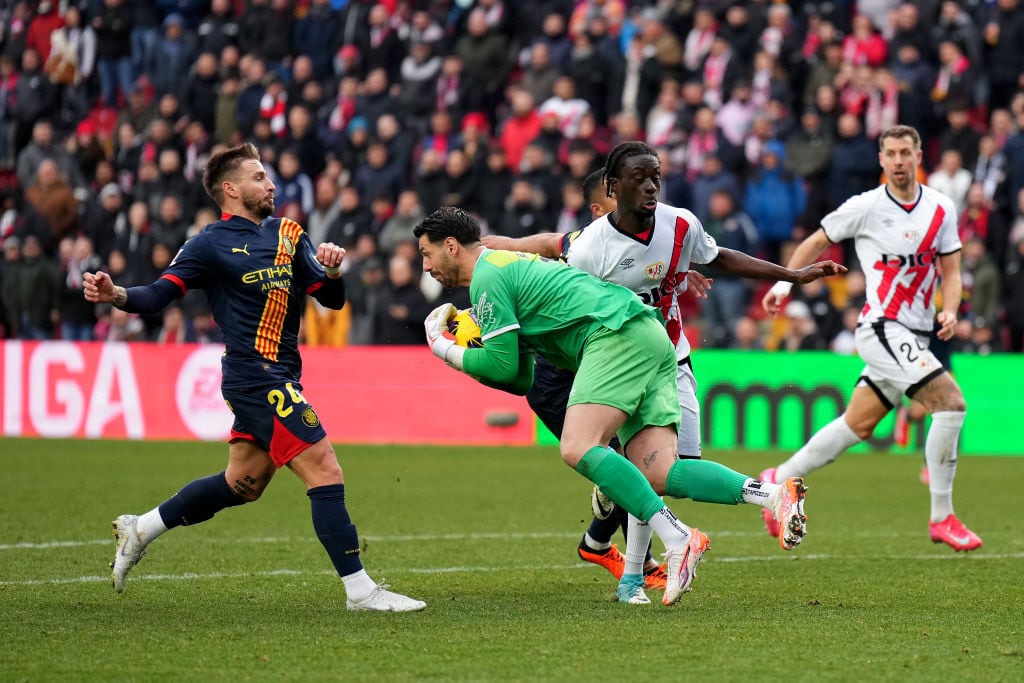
[84, 143, 425, 611]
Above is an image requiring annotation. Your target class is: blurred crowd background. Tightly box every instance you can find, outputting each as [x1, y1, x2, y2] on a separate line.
[1, 0, 1023, 354]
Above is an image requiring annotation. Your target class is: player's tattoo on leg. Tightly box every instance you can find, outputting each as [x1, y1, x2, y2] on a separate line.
[232, 474, 260, 499]
[642, 450, 659, 469]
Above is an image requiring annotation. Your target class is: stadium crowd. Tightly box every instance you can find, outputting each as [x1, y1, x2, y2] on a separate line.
[1, 0, 1023, 352]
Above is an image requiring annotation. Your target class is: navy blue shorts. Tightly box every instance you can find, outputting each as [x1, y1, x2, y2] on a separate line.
[223, 381, 327, 467]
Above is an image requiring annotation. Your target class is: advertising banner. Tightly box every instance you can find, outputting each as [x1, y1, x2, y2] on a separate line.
[536, 350, 1024, 456]
[0, 342, 535, 445]
[3, 343, 1021, 454]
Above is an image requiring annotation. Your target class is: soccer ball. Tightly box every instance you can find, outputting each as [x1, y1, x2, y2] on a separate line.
[447, 308, 483, 347]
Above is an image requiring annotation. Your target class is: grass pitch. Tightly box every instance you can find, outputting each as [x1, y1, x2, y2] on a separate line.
[1, 439, 1021, 682]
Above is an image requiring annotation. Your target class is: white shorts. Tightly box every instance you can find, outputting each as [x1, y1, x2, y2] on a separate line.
[854, 321, 946, 409]
[677, 358, 701, 458]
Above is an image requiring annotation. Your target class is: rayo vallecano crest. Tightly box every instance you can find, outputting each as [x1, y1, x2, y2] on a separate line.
[645, 261, 665, 280]
[903, 230, 919, 243]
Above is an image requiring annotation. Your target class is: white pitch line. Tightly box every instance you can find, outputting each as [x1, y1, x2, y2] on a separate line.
[3, 529, 1018, 552]
[0, 530, 792, 551]
[4, 553, 1024, 587]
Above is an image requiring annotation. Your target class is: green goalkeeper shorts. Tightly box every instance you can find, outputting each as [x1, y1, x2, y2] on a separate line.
[568, 314, 680, 448]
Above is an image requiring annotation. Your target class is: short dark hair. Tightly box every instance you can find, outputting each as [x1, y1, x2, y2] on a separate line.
[203, 142, 260, 204]
[413, 206, 481, 245]
[581, 169, 605, 204]
[602, 141, 658, 197]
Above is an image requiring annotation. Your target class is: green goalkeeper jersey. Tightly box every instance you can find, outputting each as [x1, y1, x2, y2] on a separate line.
[464, 249, 658, 374]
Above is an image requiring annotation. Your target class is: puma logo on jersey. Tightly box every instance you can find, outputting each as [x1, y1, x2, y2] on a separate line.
[232, 245, 250, 256]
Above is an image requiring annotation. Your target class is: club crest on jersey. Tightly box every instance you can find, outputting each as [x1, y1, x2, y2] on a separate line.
[473, 291, 496, 327]
[903, 230, 919, 242]
[301, 407, 320, 428]
[645, 261, 665, 280]
[282, 235, 296, 256]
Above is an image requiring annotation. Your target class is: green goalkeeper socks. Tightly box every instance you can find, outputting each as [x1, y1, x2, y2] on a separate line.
[574, 446, 665, 522]
[666, 459, 748, 505]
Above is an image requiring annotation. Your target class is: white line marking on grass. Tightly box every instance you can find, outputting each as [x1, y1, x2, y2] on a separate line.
[1, 530, 775, 552]
[4, 554, 1023, 587]
[0, 540, 111, 550]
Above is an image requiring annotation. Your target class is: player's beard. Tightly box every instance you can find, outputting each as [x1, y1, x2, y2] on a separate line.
[433, 252, 459, 288]
[243, 193, 275, 220]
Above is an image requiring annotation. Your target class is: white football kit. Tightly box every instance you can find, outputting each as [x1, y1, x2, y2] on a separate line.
[822, 184, 961, 406]
[565, 202, 720, 456]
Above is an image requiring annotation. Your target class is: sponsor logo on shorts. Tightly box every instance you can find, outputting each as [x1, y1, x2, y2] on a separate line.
[301, 407, 320, 427]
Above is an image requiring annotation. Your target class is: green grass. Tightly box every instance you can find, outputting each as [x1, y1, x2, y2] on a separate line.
[1, 439, 1021, 682]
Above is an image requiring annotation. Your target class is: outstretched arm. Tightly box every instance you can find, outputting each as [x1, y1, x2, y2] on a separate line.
[83, 271, 181, 314]
[481, 233, 563, 259]
[760, 228, 839, 317]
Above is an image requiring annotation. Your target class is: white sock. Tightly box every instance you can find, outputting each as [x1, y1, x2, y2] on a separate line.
[926, 411, 964, 522]
[136, 508, 169, 545]
[741, 478, 779, 509]
[624, 513, 653, 576]
[341, 569, 377, 601]
[647, 506, 691, 550]
[583, 533, 611, 552]
[777, 416, 861, 480]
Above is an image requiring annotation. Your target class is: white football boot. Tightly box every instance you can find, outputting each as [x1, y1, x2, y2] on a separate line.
[110, 514, 147, 593]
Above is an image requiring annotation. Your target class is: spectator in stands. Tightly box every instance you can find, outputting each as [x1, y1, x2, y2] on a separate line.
[731, 315, 765, 351]
[929, 149, 973, 213]
[829, 113, 881, 209]
[150, 195, 188, 249]
[780, 299, 829, 351]
[499, 86, 542, 172]
[744, 141, 806, 263]
[93, 0, 135, 109]
[6, 235, 56, 339]
[500, 179, 548, 238]
[456, 7, 512, 121]
[151, 13, 195, 98]
[56, 235, 102, 341]
[378, 190, 424, 258]
[478, 146, 515, 231]
[196, 0, 239, 56]
[272, 148, 314, 221]
[398, 40, 441, 135]
[701, 188, 758, 347]
[153, 303, 196, 343]
[84, 182, 126, 260]
[12, 49, 57, 153]
[785, 107, 834, 228]
[1005, 238, 1024, 351]
[440, 149, 480, 214]
[326, 185, 373, 250]
[983, 0, 1024, 111]
[373, 254, 431, 345]
[691, 154, 741, 227]
[294, 0, 340, 81]
[521, 41, 559, 107]
[182, 52, 220, 134]
[24, 159, 77, 252]
[358, 3, 405, 84]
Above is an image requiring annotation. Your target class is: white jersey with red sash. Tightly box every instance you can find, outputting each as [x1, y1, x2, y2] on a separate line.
[822, 184, 961, 334]
[565, 202, 720, 360]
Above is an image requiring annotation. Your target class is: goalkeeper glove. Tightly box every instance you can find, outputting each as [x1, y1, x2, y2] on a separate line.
[424, 303, 466, 370]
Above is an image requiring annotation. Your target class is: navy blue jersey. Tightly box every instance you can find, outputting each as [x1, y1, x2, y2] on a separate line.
[159, 214, 341, 389]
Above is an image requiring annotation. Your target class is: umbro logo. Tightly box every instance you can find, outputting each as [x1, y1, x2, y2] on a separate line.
[232, 244, 250, 256]
[619, 258, 635, 269]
